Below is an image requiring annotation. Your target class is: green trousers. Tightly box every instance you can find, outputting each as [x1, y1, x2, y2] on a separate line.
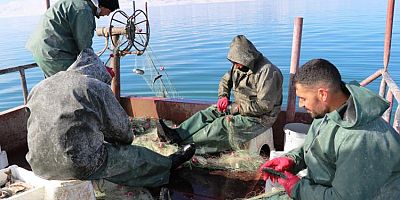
[33, 56, 75, 77]
[177, 105, 267, 154]
[87, 143, 171, 187]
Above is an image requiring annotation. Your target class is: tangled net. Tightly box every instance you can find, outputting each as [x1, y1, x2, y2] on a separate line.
[129, 117, 265, 172]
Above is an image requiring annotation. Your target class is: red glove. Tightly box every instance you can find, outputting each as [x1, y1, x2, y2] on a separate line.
[259, 157, 295, 181]
[278, 171, 300, 198]
[217, 97, 229, 112]
[106, 66, 115, 78]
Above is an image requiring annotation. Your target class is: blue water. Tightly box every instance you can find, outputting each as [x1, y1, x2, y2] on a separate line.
[1, 0, 399, 112]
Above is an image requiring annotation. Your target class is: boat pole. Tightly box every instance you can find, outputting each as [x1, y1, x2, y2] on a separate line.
[96, 27, 127, 101]
[286, 17, 303, 123]
[380, 0, 395, 122]
[111, 36, 121, 102]
[379, 0, 394, 97]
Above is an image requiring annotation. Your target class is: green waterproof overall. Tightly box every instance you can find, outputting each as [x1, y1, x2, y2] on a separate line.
[176, 105, 268, 154]
[87, 143, 171, 187]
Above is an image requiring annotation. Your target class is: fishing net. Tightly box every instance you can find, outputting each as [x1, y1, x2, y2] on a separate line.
[132, 45, 179, 98]
[94, 179, 154, 200]
[129, 117, 265, 172]
[129, 117, 179, 156]
[93, 117, 272, 200]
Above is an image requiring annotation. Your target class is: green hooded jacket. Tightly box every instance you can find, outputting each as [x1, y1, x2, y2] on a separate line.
[285, 82, 400, 199]
[26, 0, 96, 76]
[218, 35, 283, 127]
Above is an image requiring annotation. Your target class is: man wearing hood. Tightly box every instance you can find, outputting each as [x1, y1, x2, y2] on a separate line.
[26, 48, 195, 187]
[26, 0, 118, 77]
[260, 59, 400, 199]
[156, 35, 283, 154]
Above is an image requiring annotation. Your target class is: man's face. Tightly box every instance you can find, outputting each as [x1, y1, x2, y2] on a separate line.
[295, 83, 329, 119]
[99, 7, 112, 17]
[233, 62, 244, 69]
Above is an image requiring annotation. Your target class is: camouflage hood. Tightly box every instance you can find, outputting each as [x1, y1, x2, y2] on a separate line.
[227, 35, 262, 71]
[67, 48, 112, 84]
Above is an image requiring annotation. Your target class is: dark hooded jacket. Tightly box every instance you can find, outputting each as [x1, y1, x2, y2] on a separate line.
[26, 48, 133, 179]
[218, 35, 283, 127]
[286, 82, 400, 199]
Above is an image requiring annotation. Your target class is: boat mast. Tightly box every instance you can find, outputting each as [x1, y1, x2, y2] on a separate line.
[286, 17, 303, 123]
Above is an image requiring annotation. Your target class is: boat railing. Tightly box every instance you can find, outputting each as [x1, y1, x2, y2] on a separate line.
[360, 0, 399, 133]
[0, 63, 38, 105]
[360, 70, 400, 132]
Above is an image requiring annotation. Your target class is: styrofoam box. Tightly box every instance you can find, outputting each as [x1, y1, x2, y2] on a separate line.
[247, 127, 275, 155]
[0, 150, 8, 169]
[1, 165, 95, 200]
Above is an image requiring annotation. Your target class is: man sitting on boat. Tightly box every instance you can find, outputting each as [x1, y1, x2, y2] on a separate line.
[26, 0, 119, 77]
[25, 48, 195, 187]
[260, 59, 400, 199]
[156, 35, 283, 154]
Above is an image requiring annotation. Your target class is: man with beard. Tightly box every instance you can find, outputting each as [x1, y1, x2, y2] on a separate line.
[260, 59, 400, 199]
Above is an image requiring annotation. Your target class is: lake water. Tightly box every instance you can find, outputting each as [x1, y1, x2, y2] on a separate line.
[0, 0, 399, 112]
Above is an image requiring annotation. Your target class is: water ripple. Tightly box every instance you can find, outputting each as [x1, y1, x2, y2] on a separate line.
[1, 0, 400, 111]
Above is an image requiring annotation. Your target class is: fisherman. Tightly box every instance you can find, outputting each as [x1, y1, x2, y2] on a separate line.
[26, 0, 118, 77]
[260, 59, 400, 199]
[25, 48, 195, 187]
[156, 35, 283, 154]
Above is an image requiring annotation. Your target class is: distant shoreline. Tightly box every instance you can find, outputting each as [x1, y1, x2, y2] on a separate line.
[0, 0, 254, 18]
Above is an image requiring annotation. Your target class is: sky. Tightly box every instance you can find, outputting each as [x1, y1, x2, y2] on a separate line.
[0, 0, 251, 18]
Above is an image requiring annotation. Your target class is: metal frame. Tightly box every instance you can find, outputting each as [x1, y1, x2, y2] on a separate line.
[95, 2, 150, 101]
[0, 63, 37, 104]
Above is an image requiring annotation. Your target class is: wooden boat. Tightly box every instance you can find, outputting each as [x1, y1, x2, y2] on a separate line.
[0, 0, 399, 199]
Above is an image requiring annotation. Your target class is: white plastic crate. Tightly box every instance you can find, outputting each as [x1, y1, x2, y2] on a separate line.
[1, 165, 95, 200]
